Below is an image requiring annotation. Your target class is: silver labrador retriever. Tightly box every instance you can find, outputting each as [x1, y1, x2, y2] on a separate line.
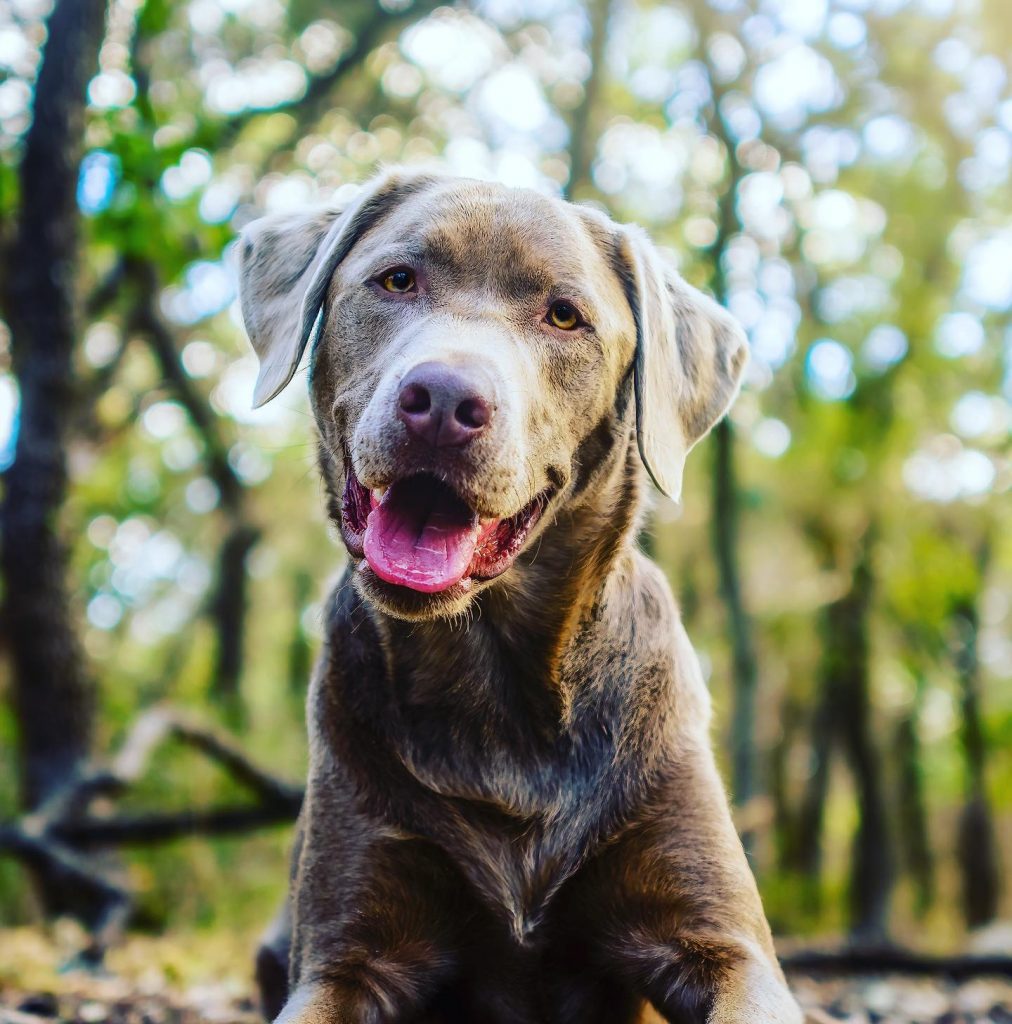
[238, 168, 802, 1024]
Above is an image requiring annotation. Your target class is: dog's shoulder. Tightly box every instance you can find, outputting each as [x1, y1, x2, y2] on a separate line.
[600, 547, 713, 733]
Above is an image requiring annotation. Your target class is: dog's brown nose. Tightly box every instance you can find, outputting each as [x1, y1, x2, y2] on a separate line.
[397, 362, 493, 448]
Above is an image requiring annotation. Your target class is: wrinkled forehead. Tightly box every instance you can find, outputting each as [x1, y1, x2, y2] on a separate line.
[350, 180, 626, 310]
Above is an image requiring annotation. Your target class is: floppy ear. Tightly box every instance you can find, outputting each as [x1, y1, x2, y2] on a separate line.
[237, 169, 436, 407]
[616, 226, 749, 501]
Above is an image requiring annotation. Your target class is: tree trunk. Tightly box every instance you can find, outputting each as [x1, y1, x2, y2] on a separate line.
[826, 532, 894, 942]
[288, 569, 315, 695]
[209, 522, 259, 707]
[894, 695, 933, 917]
[711, 418, 761, 858]
[702, 80, 761, 858]
[0, 0, 109, 917]
[770, 690, 803, 879]
[563, 0, 611, 200]
[951, 578, 1000, 929]
[786, 674, 834, 916]
[788, 525, 894, 936]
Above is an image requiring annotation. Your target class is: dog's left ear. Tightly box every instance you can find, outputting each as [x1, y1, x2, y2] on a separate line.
[238, 168, 436, 407]
[615, 226, 748, 501]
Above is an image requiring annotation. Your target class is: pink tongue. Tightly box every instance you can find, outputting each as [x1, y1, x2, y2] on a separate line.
[363, 478, 480, 593]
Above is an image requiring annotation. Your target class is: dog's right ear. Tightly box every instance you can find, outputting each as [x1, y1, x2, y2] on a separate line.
[237, 169, 436, 408]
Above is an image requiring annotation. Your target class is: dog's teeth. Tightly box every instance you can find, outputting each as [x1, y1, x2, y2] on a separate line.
[373, 488, 386, 500]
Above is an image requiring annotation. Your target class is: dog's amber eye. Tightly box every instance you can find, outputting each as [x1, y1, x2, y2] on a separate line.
[547, 301, 580, 331]
[381, 268, 416, 293]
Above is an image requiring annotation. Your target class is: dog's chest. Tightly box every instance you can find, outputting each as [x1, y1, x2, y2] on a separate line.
[387, 703, 624, 944]
[330, 592, 644, 945]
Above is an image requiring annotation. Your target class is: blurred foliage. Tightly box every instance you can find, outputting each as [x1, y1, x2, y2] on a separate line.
[0, 0, 1009, 948]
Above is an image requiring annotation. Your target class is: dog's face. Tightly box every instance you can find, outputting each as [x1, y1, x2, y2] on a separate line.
[238, 170, 747, 620]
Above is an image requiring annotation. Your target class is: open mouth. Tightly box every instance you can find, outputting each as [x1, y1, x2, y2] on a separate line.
[341, 459, 550, 594]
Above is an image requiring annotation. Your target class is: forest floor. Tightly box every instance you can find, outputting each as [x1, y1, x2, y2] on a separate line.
[0, 927, 1010, 1023]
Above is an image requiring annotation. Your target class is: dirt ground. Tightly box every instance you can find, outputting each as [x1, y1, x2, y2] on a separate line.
[1, 928, 1010, 1023]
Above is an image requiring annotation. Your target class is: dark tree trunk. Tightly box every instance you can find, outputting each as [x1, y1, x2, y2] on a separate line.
[711, 418, 761, 858]
[951, 578, 1000, 929]
[702, 93, 761, 857]
[788, 526, 894, 936]
[770, 691, 801, 870]
[791, 684, 834, 879]
[826, 533, 894, 942]
[786, 674, 834, 917]
[288, 569, 315, 695]
[123, 72, 256, 709]
[209, 522, 259, 705]
[894, 695, 934, 917]
[0, 0, 109, 916]
[136, 287, 257, 706]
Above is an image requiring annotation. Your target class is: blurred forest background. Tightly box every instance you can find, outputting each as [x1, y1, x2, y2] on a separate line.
[0, 0, 1009, 968]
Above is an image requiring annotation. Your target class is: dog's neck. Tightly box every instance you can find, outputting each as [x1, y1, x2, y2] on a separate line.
[368, 409, 645, 732]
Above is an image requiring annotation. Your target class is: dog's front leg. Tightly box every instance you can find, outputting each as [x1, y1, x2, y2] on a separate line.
[277, 840, 462, 1024]
[274, 784, 463, 1024]
[593, 745, 802, 1024]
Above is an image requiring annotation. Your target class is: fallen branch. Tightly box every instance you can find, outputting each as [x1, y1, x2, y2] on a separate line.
[24, 706, 301, 828]
[0, 825, 131, 960]
[782, 947, 1012, 979]
[0, 706, 302, 958]
[52, 801, 303, 848]
[111, 706, 302, 805]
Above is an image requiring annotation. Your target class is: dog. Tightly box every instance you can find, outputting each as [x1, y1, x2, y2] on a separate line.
[238, 168, 802, 1023]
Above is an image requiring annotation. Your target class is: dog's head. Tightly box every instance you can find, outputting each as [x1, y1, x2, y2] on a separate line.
[238, 169, 746, 620]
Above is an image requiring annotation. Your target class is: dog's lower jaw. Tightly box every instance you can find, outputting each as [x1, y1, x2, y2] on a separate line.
[351, 559, 481, 622]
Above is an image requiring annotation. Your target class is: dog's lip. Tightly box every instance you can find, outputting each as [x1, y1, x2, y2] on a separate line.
[340, 457, 552, 590]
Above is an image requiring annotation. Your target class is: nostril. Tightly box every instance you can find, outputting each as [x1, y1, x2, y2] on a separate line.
[399, 383, 431, 416]
[455, 397, 490, 431]
[397, 362, 495, 447]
